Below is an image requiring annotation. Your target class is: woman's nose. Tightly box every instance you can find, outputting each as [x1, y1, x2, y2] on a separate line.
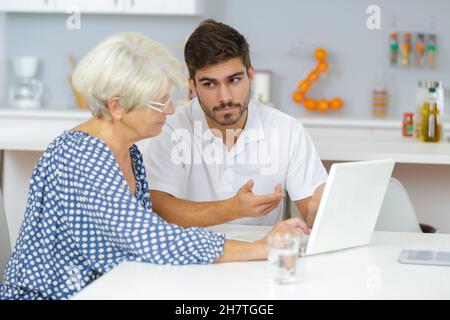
[164, 102, 175, 115]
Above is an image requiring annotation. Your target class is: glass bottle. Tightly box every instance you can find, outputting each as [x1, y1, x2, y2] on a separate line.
[414, 81, 427, 140]
[401, 33, 412, 67]
[372, 71, 388, 117]
[390, 32, 399, 66]
[415, 81, 444, 140]
[420, 87, 441, 142]
[402, 113, 414, 137]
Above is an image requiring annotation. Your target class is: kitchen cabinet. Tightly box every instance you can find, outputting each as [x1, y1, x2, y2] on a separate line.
[0, 0, 203, 15]
[0, 0, 56, 12]
[54, 0, 123, 14]
[123, 0, 203, 15]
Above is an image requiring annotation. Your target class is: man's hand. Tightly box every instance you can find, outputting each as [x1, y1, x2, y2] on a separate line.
[305, 183, 326, 228]
[230, 179, 284, 219]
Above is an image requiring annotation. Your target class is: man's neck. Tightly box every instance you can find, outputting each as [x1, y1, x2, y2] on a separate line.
[206, 109, 248, 151]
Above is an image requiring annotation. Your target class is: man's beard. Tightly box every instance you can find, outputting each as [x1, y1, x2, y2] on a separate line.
[198, 90, 251, 126]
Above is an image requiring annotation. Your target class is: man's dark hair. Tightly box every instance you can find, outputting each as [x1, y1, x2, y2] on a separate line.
[184, 19, 251, 80]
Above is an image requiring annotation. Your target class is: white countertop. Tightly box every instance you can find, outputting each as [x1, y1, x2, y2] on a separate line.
[1, 108, 450, 164]
[0, 108, 90, 151]
[1, 108, 449, 127]
[0, 108, 91, 120]
[2, 108, 450, 131]
[296, 113, 450, 129]
[298, 115, 402, 129]
[309, 134, 450, 165]
[73, 224, 450, 300]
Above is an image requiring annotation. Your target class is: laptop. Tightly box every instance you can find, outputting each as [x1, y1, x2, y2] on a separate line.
[207, 159, 395, 256]
[302, 159, 395, 256]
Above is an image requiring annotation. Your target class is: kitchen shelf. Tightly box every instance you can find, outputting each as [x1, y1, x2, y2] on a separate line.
[0, 0, 204, 15]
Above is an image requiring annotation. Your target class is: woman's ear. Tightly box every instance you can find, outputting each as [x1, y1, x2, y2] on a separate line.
[107, 97, 124, 121]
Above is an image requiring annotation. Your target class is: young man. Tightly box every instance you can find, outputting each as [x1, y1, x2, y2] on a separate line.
[143, 19, 327, 230]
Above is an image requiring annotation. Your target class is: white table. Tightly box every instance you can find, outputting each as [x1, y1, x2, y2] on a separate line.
[73, 224, 450, 300]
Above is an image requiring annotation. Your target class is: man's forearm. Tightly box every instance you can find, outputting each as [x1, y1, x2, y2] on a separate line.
[150, 190, 240, 228]
[295, 183, 326, 228]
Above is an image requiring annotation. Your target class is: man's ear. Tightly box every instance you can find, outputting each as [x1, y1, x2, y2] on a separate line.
[188, 78, 197, 97]
[248, 65, 255, 81]
[107, 97, 124, 121]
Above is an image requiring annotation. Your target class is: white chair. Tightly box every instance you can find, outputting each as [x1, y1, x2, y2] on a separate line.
[375, 178, 422, 233]
[0, 187, 11, 280]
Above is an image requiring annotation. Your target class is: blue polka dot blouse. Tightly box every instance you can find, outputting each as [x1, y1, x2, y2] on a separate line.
[0, 131, 225, 300]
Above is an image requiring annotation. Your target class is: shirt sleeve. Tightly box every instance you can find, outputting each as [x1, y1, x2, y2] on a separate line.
[58, 153, 225, 273]
[285, 122, 328, 201]
[141, 124, 186, 198]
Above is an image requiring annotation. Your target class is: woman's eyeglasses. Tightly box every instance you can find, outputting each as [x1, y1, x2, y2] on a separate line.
[144, 98, 172, 113]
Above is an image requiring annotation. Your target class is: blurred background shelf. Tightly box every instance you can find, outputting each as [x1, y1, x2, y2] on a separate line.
[0, 0, 204, 16]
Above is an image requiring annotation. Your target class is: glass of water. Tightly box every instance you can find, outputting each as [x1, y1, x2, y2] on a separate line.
[268, 233, 301, 284]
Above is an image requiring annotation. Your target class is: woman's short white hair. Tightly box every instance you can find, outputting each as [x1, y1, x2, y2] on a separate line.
[72, 32, 183, 119]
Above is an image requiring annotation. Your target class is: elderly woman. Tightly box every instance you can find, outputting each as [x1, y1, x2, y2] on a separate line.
[0, 33, 304, 300]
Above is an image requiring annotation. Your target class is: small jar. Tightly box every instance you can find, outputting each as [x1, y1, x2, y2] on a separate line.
[402, 112, 414, 137]
[372, 85, 388, 117]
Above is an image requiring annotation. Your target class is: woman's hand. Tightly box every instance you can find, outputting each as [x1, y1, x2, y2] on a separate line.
[216, 218, 307, 263]
[254, 217, 308, 259]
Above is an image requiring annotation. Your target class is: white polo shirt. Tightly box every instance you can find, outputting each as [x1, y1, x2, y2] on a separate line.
[142, 98, 327, 226]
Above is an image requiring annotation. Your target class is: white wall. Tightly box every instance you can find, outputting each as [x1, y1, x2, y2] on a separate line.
[219, 0, 450, 119]
[0, 183, 10, 279]
[0, 13, 6, 104]
[3, 0, 450, 118]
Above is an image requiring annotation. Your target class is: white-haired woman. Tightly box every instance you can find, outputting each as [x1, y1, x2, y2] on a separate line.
[0, 33, 304, 300]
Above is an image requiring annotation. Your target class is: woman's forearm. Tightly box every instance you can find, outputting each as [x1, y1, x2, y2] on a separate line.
[215, 239, 267, 263]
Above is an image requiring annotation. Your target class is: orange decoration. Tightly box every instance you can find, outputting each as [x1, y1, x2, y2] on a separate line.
[316, 62, 329, 73]
[298, 80, 310, 93]
[292, 92, 305, 104]
[317, 99, 329, 112]
[292, 47, 344, 113]
[329, 97, 343, 110]
[314, 48, 327, 61]
[305, 99, 317, 111]
[307, 70, 320, 82]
